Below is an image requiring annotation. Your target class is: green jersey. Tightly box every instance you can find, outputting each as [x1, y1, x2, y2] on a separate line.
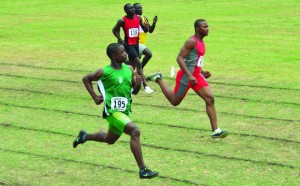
[97, 64, 133, 118]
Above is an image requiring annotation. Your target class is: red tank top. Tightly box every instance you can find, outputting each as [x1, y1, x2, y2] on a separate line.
[185, 35, 206, 75]
[123, 15, 140, 45]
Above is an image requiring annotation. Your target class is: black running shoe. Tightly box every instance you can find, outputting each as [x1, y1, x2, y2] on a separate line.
[139, 166, 159, 179]
[73, 130, 87, 148]
[146, 73, 162, 82]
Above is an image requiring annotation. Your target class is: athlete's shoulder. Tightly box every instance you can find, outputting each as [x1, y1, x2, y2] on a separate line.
[124, 64, 134, 72]
[185, 36, 197, 46]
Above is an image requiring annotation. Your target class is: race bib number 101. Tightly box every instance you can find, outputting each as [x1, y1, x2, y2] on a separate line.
[197, 56, 204, 67]
[128, 28, 138, 38]
[111, 97, 128, 111]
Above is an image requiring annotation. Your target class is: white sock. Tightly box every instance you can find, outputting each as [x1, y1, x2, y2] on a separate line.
[213, 128, 222, 133]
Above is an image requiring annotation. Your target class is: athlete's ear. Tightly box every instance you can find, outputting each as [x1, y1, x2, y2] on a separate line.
[111, 53, 117, 59]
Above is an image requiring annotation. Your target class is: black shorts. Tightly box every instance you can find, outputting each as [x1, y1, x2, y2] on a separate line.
[125, 45, 139, 61]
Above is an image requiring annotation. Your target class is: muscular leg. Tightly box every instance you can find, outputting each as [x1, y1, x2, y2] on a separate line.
[195, 86, 218, 131]
[85, 131, 120, 144]
[123, 122, 145, 169]
[156, 79, 183, 106]
[141, 48, 152, 69]
[132, 57, 149, 89]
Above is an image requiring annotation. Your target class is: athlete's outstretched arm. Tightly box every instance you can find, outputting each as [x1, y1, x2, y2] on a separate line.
[137, 15, 149, 32]
[148, 16, 157, 33]
[82, 69, 104, 105]
[112, 18, 126, 45]
[129, 65, 142, 94]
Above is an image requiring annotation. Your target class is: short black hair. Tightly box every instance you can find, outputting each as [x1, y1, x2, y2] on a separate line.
[106, 43, 122, 58]
[194, 19, 206, 28]
[124, 3, 131, 11]
[133, 3, 140, 7]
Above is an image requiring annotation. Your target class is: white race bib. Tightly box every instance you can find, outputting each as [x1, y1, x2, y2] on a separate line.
[197, 56, 204, 67]
[128, 28, 138, 38]
[111, 97, 128, 111]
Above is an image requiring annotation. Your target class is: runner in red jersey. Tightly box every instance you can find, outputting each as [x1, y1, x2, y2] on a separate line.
[146, 19, 229, 138]
[122, 14, 139, 45]
[113, 3, 154, 94]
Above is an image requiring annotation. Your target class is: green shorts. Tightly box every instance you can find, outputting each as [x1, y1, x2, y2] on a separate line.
[106, 112, 132, 136]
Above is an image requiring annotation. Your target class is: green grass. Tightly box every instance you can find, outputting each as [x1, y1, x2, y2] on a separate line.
[1, 0, 299, 185]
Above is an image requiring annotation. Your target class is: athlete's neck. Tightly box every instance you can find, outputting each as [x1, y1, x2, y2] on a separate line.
[126, 14, 135, 19]
[110, 62, 122, 70]
[194, 34, 204, 42]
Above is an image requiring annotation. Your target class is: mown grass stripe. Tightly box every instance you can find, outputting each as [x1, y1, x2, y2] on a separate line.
[0, 148, 201, 186]
[139, 143, 297, 169]
[1, 88, 298, 122]
[1, 62, 299, 91]
[135, 103, 299, 122]
[0, 74, 78, 83]
[1, 123, 298, 170]
[1, 103, 299, 144]
[1, 86, 299, 106]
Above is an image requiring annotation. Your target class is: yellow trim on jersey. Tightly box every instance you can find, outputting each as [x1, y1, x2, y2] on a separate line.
[139, 15, 147, 44]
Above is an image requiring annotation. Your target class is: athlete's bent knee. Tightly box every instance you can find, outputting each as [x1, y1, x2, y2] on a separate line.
[146, 52, 152, 59]
[205, 96, 215, 105]
[171, 101, 180, 106]
[106, 139, 117, 145]
[130, 126, 140, 137]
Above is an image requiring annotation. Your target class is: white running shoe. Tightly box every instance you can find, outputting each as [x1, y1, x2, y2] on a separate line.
[144, 86, 154, 94]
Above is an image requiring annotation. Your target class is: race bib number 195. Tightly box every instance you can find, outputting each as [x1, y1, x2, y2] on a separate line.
[111, 97, 128, 111]
[128, 28, 138, 38]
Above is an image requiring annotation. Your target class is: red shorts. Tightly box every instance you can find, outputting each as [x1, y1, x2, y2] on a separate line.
[174, 69, 209, 98]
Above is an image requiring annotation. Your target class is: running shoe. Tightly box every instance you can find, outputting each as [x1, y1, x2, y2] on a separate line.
[211, 130, 229, 138]
[73, 130, 87, 148]
[146, 73, 162, 82]
[139, 166, 159, 179]
[144, 86, 154, 94]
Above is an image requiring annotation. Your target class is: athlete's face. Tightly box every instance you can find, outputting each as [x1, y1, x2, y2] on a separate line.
[125, 4, 135, 16]
[134, 4, 143, 15]
[197, 21, 209, 36]
[115, 45, 127, 63]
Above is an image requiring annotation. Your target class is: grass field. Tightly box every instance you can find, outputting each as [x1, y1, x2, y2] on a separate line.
[1, 0, 299, 185]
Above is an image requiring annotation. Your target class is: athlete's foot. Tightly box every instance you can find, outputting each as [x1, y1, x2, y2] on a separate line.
[144, 86, 154, 94]
[73, 130, 87, 148]
[211, 130, 229, 138]
[146, 73, 162, 82]
[139, 166, 159, 179]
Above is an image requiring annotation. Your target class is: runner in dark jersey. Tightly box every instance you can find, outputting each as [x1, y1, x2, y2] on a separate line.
[133, 3, 158, 69]
[147, 19, 229, 138]
[73, 43, 158, 179]
[112, 3, 154, 94]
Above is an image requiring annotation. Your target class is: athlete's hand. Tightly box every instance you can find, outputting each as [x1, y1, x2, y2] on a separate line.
[93, 95, 103, 105]
[145, 23, 150, 30]
[135, 74, 142, 85]
[201, 71, 211, 79]
[118, 38, 126, 46]
[188, 75, 197, 86]
[153, 16, 158, 23]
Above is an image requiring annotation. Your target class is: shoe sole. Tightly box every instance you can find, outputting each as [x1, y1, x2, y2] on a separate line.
[73, 130, 86, 148]
[140, 172, 159, 179]
[211, 132, 229, 138]
[145, 77, 151, 82]
[145, 90, 154, 94]
[146, 74, 162, 82]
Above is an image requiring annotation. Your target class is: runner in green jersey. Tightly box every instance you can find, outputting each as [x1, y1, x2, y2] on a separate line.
[73, 43, 158, 179]
[98, 63, 133, 118]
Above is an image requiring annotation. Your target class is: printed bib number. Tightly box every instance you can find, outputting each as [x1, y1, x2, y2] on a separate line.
[197, 56, 204, 67]
[128, 28, 138, 38]
[111, 97, 128, 111]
